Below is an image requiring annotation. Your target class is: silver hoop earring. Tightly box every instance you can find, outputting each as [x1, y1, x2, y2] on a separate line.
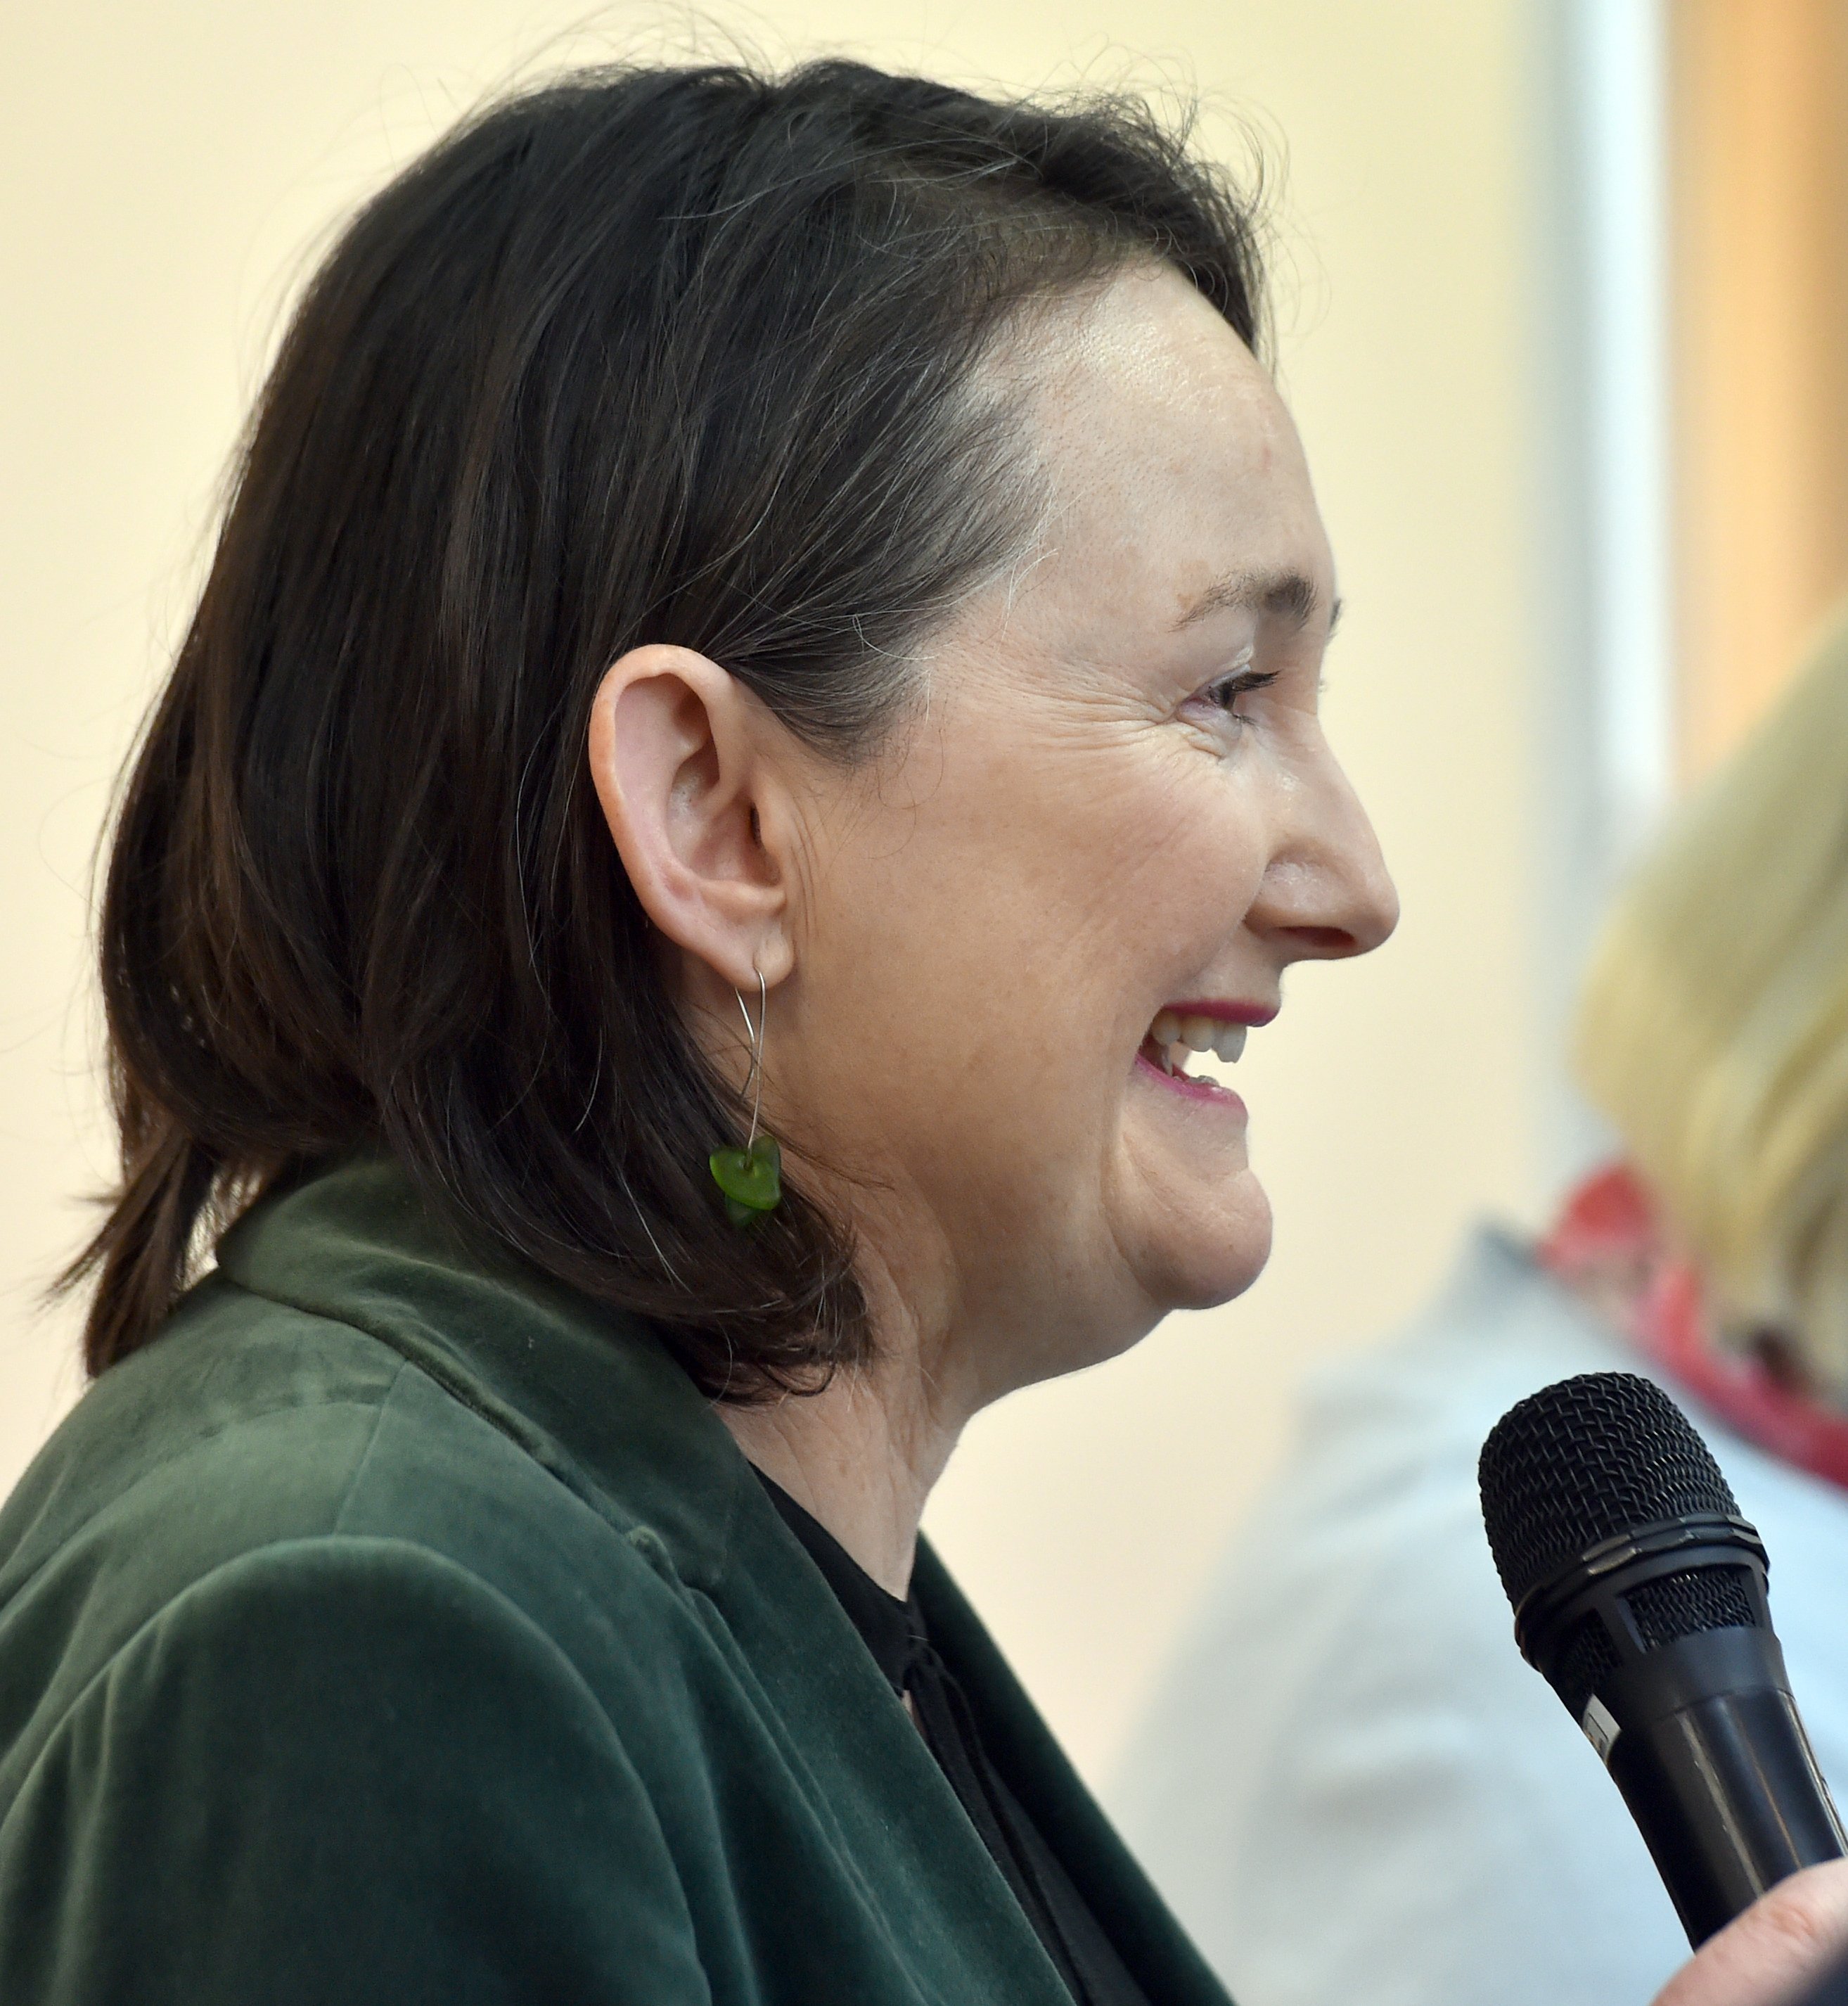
[708, 967, 783, 1225]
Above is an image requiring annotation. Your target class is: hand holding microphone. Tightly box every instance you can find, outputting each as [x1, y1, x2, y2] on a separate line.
[1653, 1862, 1848, 2006]
[1476, 1370, 1848, 2003]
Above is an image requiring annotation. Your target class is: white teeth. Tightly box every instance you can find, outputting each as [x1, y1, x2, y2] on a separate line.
[1179, 1015, 1218, 1053]
[1148, 1007, 1257, 1073]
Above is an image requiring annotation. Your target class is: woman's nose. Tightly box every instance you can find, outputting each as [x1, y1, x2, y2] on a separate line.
[1250, 758, 1399, 963]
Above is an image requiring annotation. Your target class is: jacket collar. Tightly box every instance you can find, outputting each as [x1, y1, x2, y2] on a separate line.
[213, 1154, 751, 1592]
[212, 1154, 1228, 2006]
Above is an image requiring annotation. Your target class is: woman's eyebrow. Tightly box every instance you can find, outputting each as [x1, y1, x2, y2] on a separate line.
[1172, 567, 1332, 632]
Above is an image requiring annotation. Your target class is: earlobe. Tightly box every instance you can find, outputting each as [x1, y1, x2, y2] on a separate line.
[586, 646, 793, 991]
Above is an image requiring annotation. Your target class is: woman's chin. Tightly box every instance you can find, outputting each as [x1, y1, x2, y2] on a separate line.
[1150, 1170, 1273, 1310]
[1116, 1054, 1272, 1307]
[1112, 1130, 1275, 1312]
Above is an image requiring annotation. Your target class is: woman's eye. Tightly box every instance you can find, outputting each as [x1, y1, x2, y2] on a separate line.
[1199, 668, 1281, 717]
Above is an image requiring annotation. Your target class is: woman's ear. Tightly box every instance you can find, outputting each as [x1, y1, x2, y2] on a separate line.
[586, 646, 796, 990]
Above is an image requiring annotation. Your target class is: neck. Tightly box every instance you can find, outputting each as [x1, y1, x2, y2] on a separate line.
[717, 1360, 963, 1598]
[714, 1245, 970, 1598]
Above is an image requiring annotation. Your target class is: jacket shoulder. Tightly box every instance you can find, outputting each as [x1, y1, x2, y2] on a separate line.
[1, 1271, 410, 1583]
[0, 1272, 700, 1813]
[0, 1533, 709, 2005]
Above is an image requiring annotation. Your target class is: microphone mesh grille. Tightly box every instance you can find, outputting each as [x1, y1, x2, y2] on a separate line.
[1477, 1371, 1739, 1611]
[1555, 1614, 1622, 1720]
[1628, 1565, 1754, 1647]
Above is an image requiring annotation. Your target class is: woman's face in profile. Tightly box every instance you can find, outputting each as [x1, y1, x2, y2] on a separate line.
[776, 264, 1398, 1398]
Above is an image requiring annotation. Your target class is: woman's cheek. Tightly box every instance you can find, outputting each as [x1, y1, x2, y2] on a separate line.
[1141, 792, 1271, 943]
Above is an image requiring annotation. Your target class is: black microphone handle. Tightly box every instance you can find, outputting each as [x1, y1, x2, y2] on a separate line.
[1593, 1626, 1847, 1945]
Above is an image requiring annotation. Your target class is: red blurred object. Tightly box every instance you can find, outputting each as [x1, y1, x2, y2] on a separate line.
[1537, 1160, 1661, 1277]
[1539, 1163, 1848, 1495]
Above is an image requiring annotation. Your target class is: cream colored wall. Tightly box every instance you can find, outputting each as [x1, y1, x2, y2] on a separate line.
[0, 1, 1550, 1786]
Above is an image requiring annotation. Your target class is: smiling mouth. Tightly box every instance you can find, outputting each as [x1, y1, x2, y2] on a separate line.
[1140, 1007, 1250, 1080]
[1133, 1008, 1260, 1111]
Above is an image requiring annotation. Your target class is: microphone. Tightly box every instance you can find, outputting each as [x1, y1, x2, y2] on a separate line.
[1478, 1370, 1846, 1946]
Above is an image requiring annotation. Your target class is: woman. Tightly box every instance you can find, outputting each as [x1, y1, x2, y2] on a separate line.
[0, 56, 1835, 2006]
[1115, 613, 1848, 2006]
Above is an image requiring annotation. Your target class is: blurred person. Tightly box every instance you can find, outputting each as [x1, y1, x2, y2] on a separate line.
[1112, 611, 1848, 2006]
[0, 51, 1837, 2006]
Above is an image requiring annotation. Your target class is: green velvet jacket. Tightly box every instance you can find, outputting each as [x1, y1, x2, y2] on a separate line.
[0, 1158, 1233, 2005]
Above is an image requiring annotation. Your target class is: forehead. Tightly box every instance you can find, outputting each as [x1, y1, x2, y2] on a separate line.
[1005, 265, 1330, 634]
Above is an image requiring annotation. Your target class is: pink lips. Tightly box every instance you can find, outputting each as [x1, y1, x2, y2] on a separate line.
[1134, 1049, 1248, 1115]
[1164, 998, 1279, 1028]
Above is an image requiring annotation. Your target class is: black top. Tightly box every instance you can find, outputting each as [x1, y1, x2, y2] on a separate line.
[755, 1471, 1152, 2006]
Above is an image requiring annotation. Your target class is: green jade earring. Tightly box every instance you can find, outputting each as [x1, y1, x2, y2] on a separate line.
[709, 969, 783, 1225]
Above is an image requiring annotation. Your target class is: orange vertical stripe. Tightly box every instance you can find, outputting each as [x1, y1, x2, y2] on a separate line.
[1671, 0, 1848, 779]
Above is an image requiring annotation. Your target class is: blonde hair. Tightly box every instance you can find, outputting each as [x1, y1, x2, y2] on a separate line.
[1575, 611, 1848, 1396]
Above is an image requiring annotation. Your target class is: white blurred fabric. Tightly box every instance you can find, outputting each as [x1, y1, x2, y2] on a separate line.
[1109, 1228, 1848, 2006]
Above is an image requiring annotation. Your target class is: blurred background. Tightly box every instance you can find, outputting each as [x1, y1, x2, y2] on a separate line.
[4, 0, 1846, 1789]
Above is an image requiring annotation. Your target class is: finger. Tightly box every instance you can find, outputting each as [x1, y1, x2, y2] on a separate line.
[1653, 1862, 1848, 2006]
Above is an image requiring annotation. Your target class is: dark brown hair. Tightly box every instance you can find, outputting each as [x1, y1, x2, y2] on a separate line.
[72, 58, 1265, 1397]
